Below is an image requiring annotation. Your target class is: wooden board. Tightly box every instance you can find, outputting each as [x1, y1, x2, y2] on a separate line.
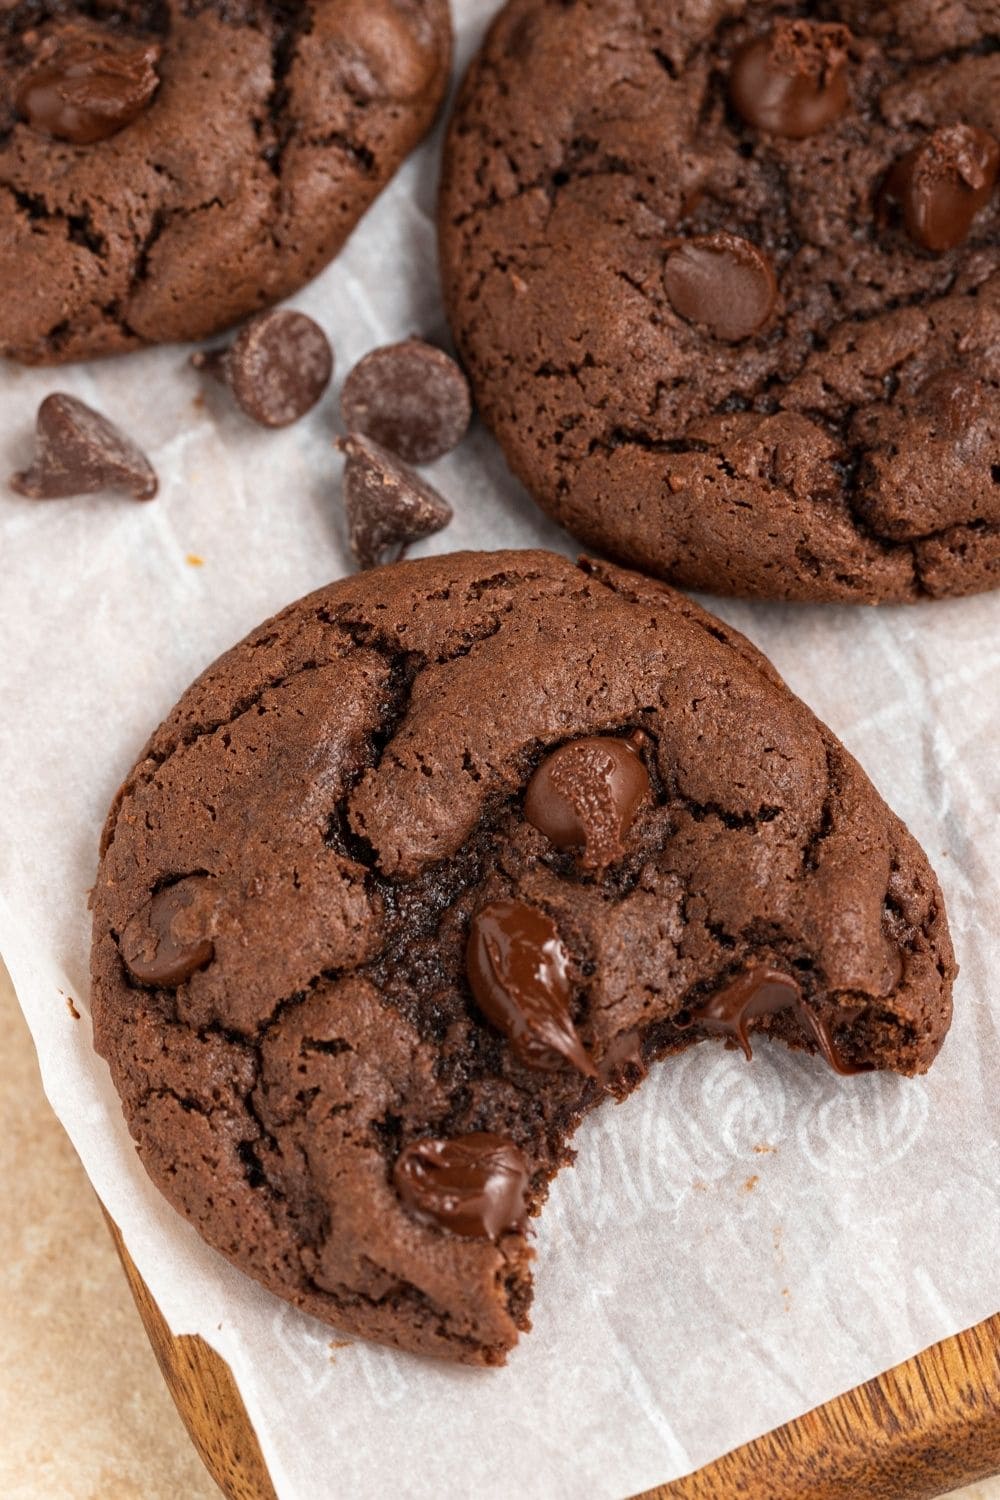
[104, 1212, 1000, 1500]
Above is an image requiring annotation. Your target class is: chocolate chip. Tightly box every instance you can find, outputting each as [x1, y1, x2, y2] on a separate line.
[879, 124, 1000, 254]
[393, 1134, 530, 1240]
[337, 432, 452, 570]
[191, 310, 333, 428]
[16, 25, 160, 145]
[663, 232, 777, 342]
[340, 338, 472, 464]
[10, 393, 157, 500]
[729, 20, 850, 140]
[120, 882, 215, 988]
[524, 733, 650, 871]
[466, 900, 595, 1077]
[681, 965, 871, 1075]
[917, 368, 983, 437]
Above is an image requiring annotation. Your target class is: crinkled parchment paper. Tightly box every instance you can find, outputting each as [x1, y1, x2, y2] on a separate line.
[1, 4, 998, 1496]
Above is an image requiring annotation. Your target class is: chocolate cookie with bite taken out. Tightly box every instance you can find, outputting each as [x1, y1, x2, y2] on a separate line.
[90, 550, 955, 1364]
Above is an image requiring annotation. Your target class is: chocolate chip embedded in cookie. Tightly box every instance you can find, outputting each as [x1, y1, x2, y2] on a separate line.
[440, 1, 1000, 601]
[523, 733, 650, 872]
[15, 24, 161, 145]
[393, 1135, 530, 1240]
[466, 900, 596, 1077]
[90, 550, 956, 1365]
[879, 124, 1000, 253]
[1, 1, 452, 364]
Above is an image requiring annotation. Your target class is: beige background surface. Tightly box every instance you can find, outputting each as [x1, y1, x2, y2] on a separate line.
[0, 960, 996, 1500]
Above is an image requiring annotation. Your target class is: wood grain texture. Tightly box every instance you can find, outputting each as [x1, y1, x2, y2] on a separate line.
[104, 1211, 278, 1500]
[105, 1209, 999, 1500]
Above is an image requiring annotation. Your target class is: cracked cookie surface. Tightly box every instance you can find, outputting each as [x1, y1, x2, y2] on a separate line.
[1, 0, 451, 363]
[440, 0, 1000, 602]
[90, 550, 955, 1363]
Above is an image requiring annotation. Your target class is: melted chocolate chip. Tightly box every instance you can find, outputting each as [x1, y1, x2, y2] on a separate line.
[663, 233, 777, 343]
[393, 1133, 529, 1239]
[340, 338, 472, 464]
[524, 733, 650, 871]
[597, 1028, 647, 1092]
[879, 124, 1000, 254]
[120, 882, 214, 987]
[191, 310, 333, 428]
[466, 900, 595, 1077]
[10, 393, 157, 501]
[729, 20, 850, 140]
[338, 432, 452, 569]
[16, 26, 160, 145]
[682, 965, 871, 1076]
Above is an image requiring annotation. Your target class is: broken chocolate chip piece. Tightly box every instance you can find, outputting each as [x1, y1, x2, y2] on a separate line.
[16, 25, 161, 145]
[10, 393, 157, 500]
[729, 19, 851, 140]
[467, 900, 596, 1077]
[879, 123, 1000, 254]
[524, 732, 651, 871]
[340, 337, 472, 464]
[337, 432, 452, 569]
[120, 881, 215, 988]
[393, 1134, 530, 1240]
[191, 309, 333, 428]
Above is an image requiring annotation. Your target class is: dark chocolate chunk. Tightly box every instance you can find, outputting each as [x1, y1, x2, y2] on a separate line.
[337, 432, 452, 569]
[663, 233, 777, 343]
[467, 900, 595, 1077]
[16, 25, 161, 145]
[10, 393, 157, 501]
[393, 1134, 530, 1240]
[340, 338, 472, 464]
[879, 124, 1000, 254]
[191, 310, 333, 428]
[524, 733, 650, 871]
[120, 881, 215, 988]
[682, 966, 871, 1076]
[729, 20, 850, 140]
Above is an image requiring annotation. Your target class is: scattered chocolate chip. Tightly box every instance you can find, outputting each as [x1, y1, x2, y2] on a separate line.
[729, 20, 850, 140]
[10, 393, 157, 500]
[191, 309, 333, 428]
[16, 25, 160, 145]
[680, 965, 871, 1075]
[393, 1134, 530, 1240]
[663, 232, 777, 342]
[120, 882, 215, 987]
[337, 432, 452, 570]
[466, 900, 595, 1077]
[524, 733, 650, 871]
[340, 338, 472, 464]
[879, 124, 1000, 254]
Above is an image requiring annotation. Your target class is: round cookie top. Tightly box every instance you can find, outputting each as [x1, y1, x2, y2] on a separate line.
[440, 1, 1000, 602]
[90, 550, 954, 1364]
[0, 0, 451, 363]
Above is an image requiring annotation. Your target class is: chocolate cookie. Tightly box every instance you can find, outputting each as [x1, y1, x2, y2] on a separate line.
[440, 2, 1000, 602]
[90, 550, 955, 1364]
[1, 0, 451, 364]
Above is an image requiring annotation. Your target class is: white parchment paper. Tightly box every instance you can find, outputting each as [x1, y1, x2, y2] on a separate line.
[2, 5, 999, 1495]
